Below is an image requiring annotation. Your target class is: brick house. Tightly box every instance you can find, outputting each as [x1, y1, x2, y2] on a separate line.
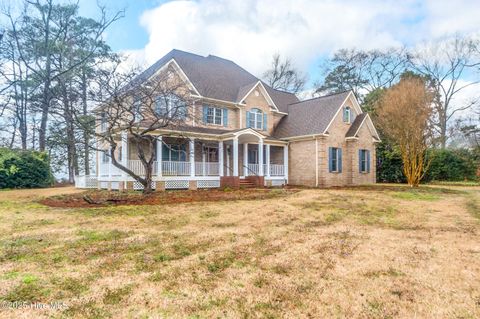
[76, 49, 380, 190]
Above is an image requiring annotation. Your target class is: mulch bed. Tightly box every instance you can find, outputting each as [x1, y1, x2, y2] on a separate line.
[39, 188, 298, 208]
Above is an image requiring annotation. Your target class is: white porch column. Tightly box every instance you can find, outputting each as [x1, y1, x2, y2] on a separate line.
[121, 131, 128, 177]
[233, 138, 239, 176]
[156, 136, 162, 178]
[284, 144, 289, 182]
[219, 141, 224, 177]
[259, 139, 264, 176]
[243, 142, 248, 176]
[202, 146, 206, 176]
[189, 138, 195, 177]
[108, 146, 112, 179]
[266, 144, 271, 178]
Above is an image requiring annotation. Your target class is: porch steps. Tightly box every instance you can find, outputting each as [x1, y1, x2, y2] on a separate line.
[239, 179, 256, 188]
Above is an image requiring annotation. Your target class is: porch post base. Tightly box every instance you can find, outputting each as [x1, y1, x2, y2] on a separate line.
[125, 181, 134, 190]
[188, 180, 197, 190]
[220, 176, 240, 189]
[118, 182, 125, 192]
[265, 180, 273, 187]
[155, 181, 166, 192]
[107, 182, 112, 191]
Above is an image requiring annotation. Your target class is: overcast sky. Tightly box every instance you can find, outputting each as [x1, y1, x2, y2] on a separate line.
[77, 0, 480, 100]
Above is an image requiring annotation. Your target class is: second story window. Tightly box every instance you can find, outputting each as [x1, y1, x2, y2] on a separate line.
[203, 105, 228, 127]
[343, 106, 351, 123]
[155, 94, 186, 119]
[133, 97, 142, 122]
[247, 108, 267, 130]
[100, 112, 107, 132]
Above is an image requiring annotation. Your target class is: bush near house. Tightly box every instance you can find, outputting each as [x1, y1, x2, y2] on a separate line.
[0, 148, 53, 189]
[377, 144, 479, 183]
[424, 148, 478, 182]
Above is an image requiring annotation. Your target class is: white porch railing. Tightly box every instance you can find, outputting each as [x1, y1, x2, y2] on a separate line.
[246, 163, 259, 176]
[195, 162, 219, 176]
[162, 161, 190, 176]
[99, 160, 285, 178]
[269, 164, 285, 176]
[128, 160, 158, 176]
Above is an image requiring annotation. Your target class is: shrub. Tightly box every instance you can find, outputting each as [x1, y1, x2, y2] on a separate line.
[376, 142, 406, 183]
[376, 144, 478, 183]
[424, 148, 478, 182]
[0, 148, 53, 189]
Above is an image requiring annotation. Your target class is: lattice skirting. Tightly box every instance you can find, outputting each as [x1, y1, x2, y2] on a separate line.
[133, 181, 156, 190]
[197, 180, 220, 189]
[110, 182, 120, 190]
[100, 181, 109, 189]
[165, 180, 189, 189]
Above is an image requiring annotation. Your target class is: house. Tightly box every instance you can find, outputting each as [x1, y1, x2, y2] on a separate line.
[75, 49, 380, 190]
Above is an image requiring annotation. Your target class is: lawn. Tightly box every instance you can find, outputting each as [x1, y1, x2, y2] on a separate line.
[0, 185, 479, 318]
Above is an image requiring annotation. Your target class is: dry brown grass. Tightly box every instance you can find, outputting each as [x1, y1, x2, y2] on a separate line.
[0, 185, 479, 318]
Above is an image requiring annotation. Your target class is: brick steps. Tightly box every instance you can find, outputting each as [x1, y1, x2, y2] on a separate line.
[239, 179, 256, 188]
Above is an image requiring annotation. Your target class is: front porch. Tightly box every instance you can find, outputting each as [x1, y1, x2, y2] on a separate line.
[79, 129, 288, 190]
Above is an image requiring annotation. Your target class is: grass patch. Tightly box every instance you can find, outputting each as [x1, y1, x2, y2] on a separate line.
[391, 191, 440, 201]
[465, 195, 480, 220]
[103, 285, 133, 305]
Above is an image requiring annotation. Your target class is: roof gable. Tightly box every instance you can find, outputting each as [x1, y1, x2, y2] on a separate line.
[273, 91, 352, 138]
[131, 49, 299, 109]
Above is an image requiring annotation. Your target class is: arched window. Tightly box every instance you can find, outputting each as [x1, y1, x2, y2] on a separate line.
[343, 106, 351, 123]
[248, 108, 263, 129]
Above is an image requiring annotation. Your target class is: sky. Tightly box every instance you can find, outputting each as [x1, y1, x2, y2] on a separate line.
[77, 0, 480, 88]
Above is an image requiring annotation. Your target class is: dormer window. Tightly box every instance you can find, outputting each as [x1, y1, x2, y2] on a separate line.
[247, 108, 267, 130]
[343, 106, 351, 123]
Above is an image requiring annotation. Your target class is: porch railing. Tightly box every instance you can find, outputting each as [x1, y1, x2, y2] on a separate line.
[246, 163, 285, 176]
[128, 160, 158, 176]
[162, 161, 190, 176]
[195, 162, 219, 176]
[100, 160, 285, 177]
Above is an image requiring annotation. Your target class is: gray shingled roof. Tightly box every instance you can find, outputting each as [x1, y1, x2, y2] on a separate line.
[273, 91, 352, 138]
[345, 113, 367, 138]
[132, 49, 298, 112]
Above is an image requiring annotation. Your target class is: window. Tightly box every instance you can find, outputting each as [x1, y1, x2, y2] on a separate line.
[329, 147, 342, 173]
[155, 94, 186, 118]
[133, 97, 142, 122]
[102, 150, 109, 164]
[162, 143, 187, 162]
[248, 108, 264, 130]
[203, 146, 218, 162]
[359, 149, 370, 173]
[343, 106, 351, 123]
[100, 112, 107, 131]
[203, 106, 226, 126]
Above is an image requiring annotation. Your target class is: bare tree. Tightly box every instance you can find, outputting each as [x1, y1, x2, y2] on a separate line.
[263, 54, 306, 94]
[409, 35, 480, 148]
[78, 61, 196, 194]
[3, 0, 123, 151]
[315, 48, 408, 99]
[377, 77, 434, 187]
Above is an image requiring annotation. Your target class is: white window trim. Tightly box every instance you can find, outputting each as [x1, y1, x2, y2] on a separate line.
[360, 149, 368, 173]
[206, 106, 224, 126]
[331, 147, 339, 172]
[249, 108, 263, 130]
[344, 107, 351, 123]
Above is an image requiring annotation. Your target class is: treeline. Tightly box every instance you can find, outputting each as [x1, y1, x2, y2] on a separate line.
[0, 0, 123, 183]
[311, 40, 480, 182]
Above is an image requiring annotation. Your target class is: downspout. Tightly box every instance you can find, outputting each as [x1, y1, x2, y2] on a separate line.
[315, 137, 319, 187]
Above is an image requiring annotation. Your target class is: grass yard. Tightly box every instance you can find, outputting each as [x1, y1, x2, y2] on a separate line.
[0, 184, 479, 318]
